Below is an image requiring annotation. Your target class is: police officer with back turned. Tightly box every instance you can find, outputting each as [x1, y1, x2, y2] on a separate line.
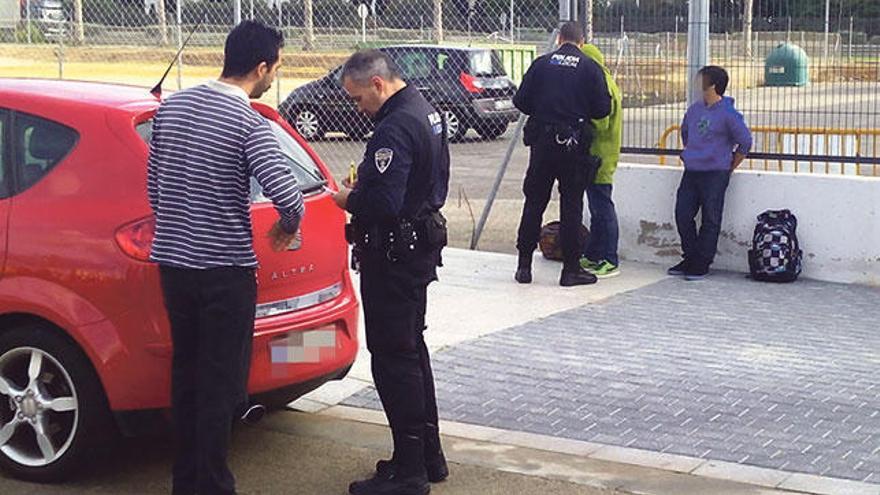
[513, 21, 612, 287]
[332, 50, 450, 495]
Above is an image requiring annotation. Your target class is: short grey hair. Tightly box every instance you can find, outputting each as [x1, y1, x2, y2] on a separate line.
[341, 50, 402, 85]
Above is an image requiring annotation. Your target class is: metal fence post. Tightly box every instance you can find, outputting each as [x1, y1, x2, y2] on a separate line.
[434, 0, 444, 43]
[848, 16, 854, 61]
[26, 0, 31, 44]
[235, 0, 242, 26]
[823, 0, 830, 61]
[74, 0, 84, 44]
[584, 0, 593, 41]
[159, 0, 170, 45]
[176, 0, 183, 90]
[304, 0, 315, 50]
[56, 35, 64, 79]
[687, 0, 709, 106]
[743, 0, 753, 59]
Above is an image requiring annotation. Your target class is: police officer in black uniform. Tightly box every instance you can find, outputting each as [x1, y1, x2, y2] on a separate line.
[333, 50, 450, 495]
[513, 22, 612, 287]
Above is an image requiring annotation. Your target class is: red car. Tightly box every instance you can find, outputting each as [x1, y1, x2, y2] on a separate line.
[0, 79, 359, 481]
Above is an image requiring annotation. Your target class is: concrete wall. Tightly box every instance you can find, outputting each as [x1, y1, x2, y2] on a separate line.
[599, 164, 880, 286]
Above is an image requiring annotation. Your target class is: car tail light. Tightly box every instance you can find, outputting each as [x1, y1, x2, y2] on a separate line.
[115, 216, 155, 262]
[459, 72, 485, 94]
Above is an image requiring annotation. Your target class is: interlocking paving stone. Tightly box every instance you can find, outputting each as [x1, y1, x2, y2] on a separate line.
[345, 273, 880, 484]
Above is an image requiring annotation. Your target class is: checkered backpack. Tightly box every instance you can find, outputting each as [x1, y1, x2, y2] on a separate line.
[748, 210, 803, 283]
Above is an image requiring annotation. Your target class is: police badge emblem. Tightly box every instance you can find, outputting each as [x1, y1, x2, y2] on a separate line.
[374, 148, 394, 173]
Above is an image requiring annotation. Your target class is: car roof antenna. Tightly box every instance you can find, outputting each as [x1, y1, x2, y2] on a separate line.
[150, 16, 204, 99]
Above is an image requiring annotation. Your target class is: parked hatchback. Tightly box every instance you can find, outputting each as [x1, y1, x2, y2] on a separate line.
[0, 79, 359, 481]
[280, 45, 519, 142]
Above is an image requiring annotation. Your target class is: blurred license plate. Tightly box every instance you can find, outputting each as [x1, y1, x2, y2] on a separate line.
[269, 328, 336, 364]
[494, 99, 513, 110]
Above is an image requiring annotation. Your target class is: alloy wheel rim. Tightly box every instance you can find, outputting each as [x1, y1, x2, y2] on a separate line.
[0, 347, 79, 467]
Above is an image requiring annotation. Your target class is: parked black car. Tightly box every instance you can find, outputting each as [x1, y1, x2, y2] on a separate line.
[279, 45, 520, 142]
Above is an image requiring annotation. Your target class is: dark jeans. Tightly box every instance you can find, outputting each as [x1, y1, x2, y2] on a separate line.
[359, 255, 443, 476]
[159, 266, 257, 495]
[583, 183, 619, 266]
[516, 141, 588, 272]
[674, 170, 732, 268]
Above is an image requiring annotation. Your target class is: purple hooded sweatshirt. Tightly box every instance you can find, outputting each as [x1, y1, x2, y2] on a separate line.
[680, 96, 753, 171]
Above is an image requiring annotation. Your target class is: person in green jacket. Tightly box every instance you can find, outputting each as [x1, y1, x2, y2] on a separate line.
[579, 43, 622, 278]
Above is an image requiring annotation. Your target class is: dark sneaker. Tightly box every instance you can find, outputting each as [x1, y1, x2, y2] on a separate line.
[376, 455, 449, 483]
[514, 267, 532, 284]
[685, 264, 709, 281]
[240, 404, 266, 425]
[559, 268, 598, 287]
[591, 260, 620, 279]
[349, 471, 430, 495]
[667, 260, 689, 276]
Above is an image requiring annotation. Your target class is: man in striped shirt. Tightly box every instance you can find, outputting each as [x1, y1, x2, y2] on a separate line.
[147, 21, 303, 495]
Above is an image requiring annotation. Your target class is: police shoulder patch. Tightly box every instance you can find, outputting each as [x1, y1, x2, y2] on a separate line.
[374, 148, 394, 174]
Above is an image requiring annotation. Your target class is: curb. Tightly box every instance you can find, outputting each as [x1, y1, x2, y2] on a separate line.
[318, 405, 880, 495]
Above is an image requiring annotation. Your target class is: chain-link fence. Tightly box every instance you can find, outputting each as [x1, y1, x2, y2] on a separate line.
[2, 0, 879, 252]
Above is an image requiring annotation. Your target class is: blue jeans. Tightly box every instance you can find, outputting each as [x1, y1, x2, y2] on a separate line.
[583, 184, 620, 266]
[674, 170, 731, 268]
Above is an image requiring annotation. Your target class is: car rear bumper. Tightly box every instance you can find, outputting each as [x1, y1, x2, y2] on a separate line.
[471, 98, 520, 122]
[247, 273, 360, 397]
[101, 271, 359, 412]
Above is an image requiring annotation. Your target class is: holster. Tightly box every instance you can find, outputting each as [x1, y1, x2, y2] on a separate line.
[345, 212, 448, 265]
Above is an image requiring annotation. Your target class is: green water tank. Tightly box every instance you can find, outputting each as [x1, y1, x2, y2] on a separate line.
[765, 43, 809, 87]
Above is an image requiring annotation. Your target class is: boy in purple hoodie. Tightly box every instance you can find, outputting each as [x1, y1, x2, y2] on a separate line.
[669, 66, 752, 280]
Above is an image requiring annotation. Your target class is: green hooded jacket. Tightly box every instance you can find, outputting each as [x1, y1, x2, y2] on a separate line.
[581, 44, 622, 185]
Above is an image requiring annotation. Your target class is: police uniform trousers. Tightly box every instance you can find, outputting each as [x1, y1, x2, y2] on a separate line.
[516, 139, 589, 271]
[358, 250, 443, 475]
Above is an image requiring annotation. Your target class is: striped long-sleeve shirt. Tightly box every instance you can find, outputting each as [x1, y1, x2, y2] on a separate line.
[147, 81, 304, 269]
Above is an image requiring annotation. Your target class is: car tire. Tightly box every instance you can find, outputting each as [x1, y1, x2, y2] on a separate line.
[441, 109, 468, 142]
[477, 122, 508, 140]
[291, 108, 323, 141]
[0, 323, 112, 482]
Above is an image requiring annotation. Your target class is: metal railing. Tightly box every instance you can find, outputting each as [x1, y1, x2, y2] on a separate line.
[657, 124, 880, 176]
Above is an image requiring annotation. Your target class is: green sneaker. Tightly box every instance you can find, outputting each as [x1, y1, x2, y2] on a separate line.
[592, 260, 620, 279]
[579, 258, 600, 271]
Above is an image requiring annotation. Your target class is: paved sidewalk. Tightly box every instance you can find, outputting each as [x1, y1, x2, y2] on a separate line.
[341, 262, 880, 489]
[293, 248, 668, 412]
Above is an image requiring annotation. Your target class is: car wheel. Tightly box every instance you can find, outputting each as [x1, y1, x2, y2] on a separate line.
[477, 122, 508, 140]
[292, 108, 323, 141]
[442, 109, 467, 142]
[0, 324, 112, 482]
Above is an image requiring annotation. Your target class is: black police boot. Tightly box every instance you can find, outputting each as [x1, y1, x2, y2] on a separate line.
[423, 424, 449, 482]
[515, 252, 532, 284]
[560, 267, 598, 287]
[349, 467, 430, 495]
[375, 456, 448, 483]
[375, 424, 448, 484]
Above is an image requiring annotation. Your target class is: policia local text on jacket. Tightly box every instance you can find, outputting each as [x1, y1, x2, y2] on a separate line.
[513, 33, 612, 287]
[339, 58, 451, 494]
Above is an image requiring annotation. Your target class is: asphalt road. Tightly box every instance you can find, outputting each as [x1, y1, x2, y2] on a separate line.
[0, 411, 621, 495]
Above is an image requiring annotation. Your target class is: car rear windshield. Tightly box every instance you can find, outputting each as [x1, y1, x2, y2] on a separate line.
[469, 50, 506, 77]
[136, 119, 327, 200]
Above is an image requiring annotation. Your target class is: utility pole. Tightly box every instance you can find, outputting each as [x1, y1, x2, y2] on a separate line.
[687, 0, 709, 105]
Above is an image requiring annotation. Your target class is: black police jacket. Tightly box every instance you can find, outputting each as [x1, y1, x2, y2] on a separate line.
[346, 85, 450, 228]
[513, 43, 612, 127]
